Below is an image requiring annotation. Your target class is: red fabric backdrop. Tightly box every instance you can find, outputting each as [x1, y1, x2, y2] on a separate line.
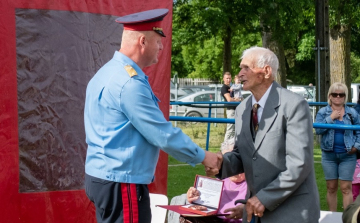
[0, 0, 172, 222]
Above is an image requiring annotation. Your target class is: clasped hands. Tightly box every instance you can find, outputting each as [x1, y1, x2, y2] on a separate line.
[201, 151, 223, 177]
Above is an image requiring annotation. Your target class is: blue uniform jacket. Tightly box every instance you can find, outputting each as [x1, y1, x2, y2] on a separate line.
[84, 51, 205, 184]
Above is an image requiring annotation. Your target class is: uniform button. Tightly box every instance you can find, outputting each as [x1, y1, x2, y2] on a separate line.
[253, 157, 257, 160]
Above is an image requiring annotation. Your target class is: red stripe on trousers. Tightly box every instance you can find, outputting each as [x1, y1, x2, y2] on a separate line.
[121, 183, 139, 223]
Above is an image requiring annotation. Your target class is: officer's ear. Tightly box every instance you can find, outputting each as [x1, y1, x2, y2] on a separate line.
[139, 35, 146, 48]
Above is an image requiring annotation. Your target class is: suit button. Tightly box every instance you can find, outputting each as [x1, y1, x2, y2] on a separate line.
[253, 157, 257, 160]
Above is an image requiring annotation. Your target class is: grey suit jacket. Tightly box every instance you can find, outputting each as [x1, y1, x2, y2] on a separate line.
[218, 82, 320, 223]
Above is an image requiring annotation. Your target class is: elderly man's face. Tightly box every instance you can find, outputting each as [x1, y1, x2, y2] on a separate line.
[238, 57, 267, 91]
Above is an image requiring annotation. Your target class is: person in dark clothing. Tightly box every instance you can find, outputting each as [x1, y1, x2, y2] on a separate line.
[221, 72, 240, 141]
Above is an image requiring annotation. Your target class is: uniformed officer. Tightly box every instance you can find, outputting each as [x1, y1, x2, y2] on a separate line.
[84, 8, 220, 223]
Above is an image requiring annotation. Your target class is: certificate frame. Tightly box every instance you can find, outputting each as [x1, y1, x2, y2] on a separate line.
[179, 175, 224, 216]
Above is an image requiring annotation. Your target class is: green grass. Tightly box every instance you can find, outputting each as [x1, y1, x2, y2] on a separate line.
[167, 122, 345, 212]
[173, 121, 227, 149]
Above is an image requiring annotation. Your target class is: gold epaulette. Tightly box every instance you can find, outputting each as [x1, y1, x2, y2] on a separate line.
[124, 65, 137, 77]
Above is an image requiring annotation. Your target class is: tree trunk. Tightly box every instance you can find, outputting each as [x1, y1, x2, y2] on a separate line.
[262, 31, 287, 88]
[222, 24, 232, 74]
[329, 24, 351, 99]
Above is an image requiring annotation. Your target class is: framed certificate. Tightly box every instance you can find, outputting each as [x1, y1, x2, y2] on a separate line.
[179, 175, 224, 216]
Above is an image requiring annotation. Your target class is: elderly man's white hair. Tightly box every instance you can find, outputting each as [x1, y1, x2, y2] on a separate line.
[241, 46, 279, 78]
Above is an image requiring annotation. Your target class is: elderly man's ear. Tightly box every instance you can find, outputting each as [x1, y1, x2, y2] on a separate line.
[264, 65, 272, 79]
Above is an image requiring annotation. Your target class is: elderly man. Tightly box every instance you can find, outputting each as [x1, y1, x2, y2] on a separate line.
[84, 9, 219, 223]
[209, 46, 320, 223]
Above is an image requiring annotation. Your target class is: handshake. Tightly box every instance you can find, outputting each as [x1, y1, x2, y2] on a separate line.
[201, 151, 223, 177]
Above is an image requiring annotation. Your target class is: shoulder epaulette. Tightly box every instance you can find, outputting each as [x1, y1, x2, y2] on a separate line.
[124, 65, 137, 77]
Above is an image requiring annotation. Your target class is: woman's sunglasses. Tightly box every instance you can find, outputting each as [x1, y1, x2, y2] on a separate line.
[330, 93, 346, 98]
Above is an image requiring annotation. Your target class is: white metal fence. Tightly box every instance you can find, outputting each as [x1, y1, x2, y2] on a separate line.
[171, 78, 220, 87]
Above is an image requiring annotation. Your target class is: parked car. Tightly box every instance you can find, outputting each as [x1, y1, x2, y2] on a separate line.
[287, 85, 316, 102]
[304, 83, 359, 103]
[170, 85, 214, 101]
[170, 90, 252, 117]
[181, 85, 212, 93]
[287, 85, 316, 122]
[170, 88, 190, 101]
[351, 83, 360, 103]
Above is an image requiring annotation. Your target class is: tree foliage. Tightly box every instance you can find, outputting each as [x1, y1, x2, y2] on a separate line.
[171, 0, 360, 85]
[172, 0, 257, 79]
[325, 0, 360, 88]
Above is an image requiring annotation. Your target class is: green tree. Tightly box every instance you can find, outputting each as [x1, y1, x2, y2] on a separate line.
[172, 0, 254, 79]
[178, 30, 261, 80]
[351, 26, 360, 82]
[289, 32, 316, 85]
[328, 0, 360, 90]
[256, 0, 314, 87]
[171, 0, 319, 86]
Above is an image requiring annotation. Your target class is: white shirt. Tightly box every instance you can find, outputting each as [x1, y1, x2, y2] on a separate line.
[251, 83, 273, 122]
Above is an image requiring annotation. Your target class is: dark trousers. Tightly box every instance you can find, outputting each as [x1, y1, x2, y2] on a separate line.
[85, 174, 151, 223]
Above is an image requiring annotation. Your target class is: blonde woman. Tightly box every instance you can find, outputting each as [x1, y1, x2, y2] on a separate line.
[315, 82, 360, 211]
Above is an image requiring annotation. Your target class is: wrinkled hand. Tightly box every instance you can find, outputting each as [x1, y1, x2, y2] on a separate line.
[246, 196, 265, 222]
[202, 151, 223, 177]
[224, 204, 244, 220]
[186, 187, 200, 203]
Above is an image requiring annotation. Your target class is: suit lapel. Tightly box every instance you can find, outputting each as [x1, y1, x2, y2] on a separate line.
[254, 82, 281, 151]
